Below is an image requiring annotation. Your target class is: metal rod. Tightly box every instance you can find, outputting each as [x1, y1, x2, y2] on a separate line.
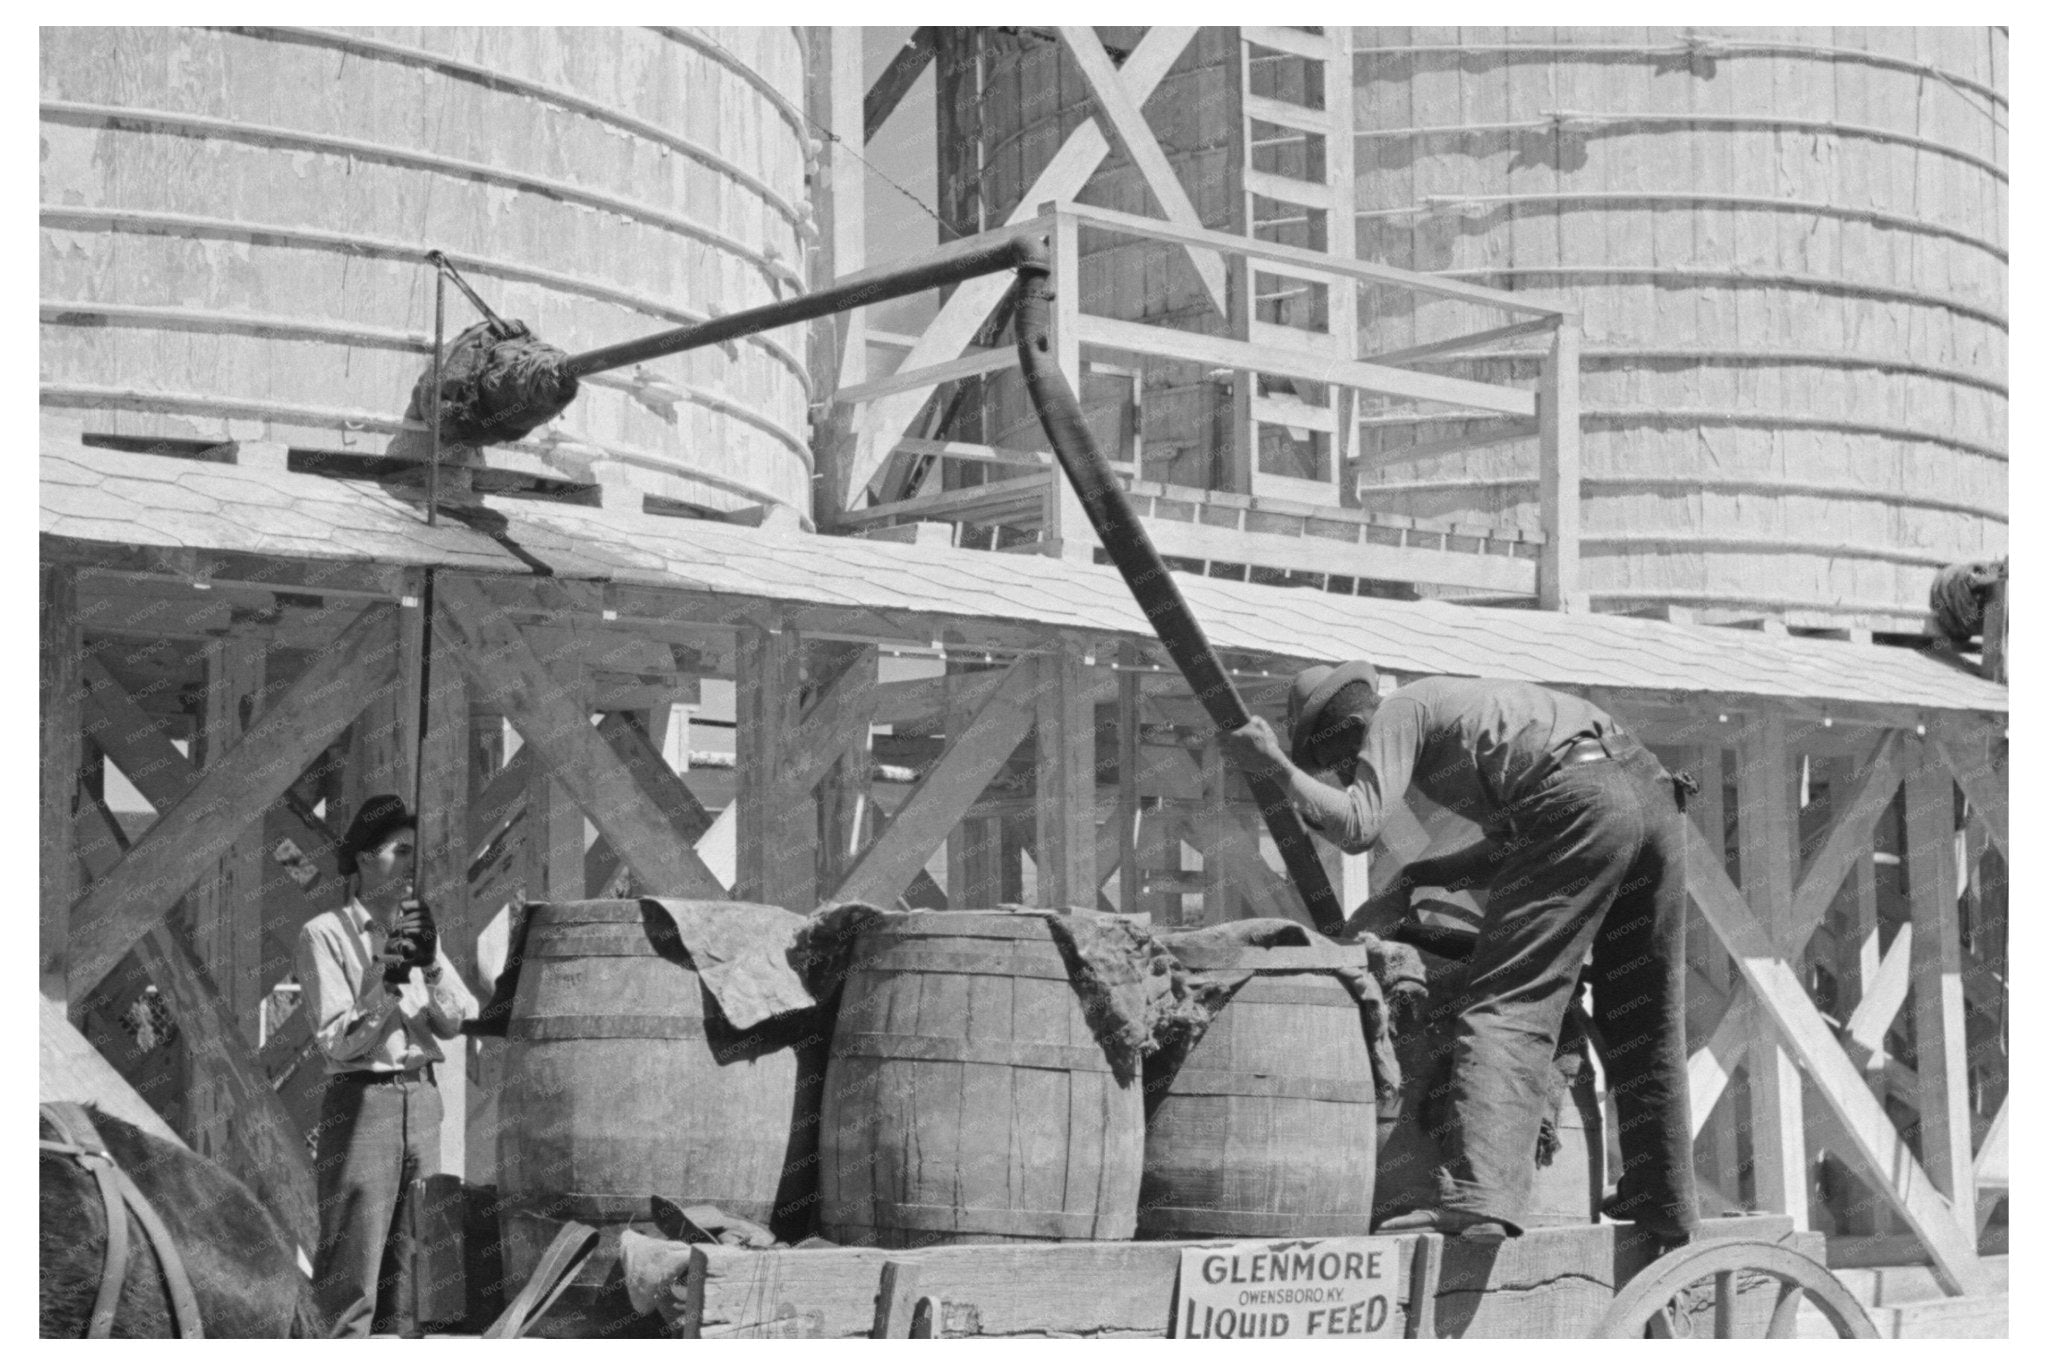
[562, 233, 1047, 380]
[426, 262, 444, 528]
[427, 249, 511, 334]
[1009, 264, 1347, 936]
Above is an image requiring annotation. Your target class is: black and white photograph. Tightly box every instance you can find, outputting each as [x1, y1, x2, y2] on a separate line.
[35, 22, 2015, 1341]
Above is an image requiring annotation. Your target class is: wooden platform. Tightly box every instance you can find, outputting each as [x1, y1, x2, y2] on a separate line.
[674, 1216, 1810, 1339]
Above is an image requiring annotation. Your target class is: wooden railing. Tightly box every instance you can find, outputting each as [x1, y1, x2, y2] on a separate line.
[825, 203, 1585, 608]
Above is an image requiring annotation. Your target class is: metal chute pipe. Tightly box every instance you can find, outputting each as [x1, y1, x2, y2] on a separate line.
[1009, 264, 1347, 937]
[563, 233, 1049, 380]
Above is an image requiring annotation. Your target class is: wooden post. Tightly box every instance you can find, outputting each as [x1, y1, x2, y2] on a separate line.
[1903, 746, 1977, 1237]
[737, 626, 812, 910]
[341, 578, 422, 830]
[191, 631, 268, 1047]
[1115, 656, 1141, 917]
[1737, 713, 1808, 1229]
[1538, 317, 1584, 612]
[1829, 750, 1889, 1234]
[947, 666, 1001, 912]
[1031, 648, 1097, 908]
[414, 625, 472, 1177]
[41, 564, 81, 1004]
[1040, 205, 1099, 562]
[809, 24, 866, 529]
[1199, 731, 1230, 923]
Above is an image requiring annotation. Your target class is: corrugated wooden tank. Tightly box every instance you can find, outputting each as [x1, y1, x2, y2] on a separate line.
[1350, 26, 2007, 630]
[936, 27, 2007, 630]
[39, 26, 815, 521]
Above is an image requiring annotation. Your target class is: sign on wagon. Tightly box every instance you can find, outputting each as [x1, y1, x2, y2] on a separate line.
[1174, 1238, 1402, 1339]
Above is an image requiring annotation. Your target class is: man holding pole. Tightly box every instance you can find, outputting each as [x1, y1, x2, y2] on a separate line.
[1222, 663, 1699, 1245]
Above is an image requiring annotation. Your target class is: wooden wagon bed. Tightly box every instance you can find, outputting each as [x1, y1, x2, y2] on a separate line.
[670, 1215, 1810, 1339]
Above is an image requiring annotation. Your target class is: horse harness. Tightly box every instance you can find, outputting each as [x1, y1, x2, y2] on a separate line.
[39, 1101, 204, 1338]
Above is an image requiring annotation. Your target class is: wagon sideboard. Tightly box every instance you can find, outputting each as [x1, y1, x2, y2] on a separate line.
[678, 1216, 1811, 1338]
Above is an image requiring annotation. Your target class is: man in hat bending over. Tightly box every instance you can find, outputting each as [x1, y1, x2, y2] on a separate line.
[296, 795, 477, 1335]
[1222, 664, 1698, 1244]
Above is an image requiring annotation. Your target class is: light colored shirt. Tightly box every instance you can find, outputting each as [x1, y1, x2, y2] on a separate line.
[295, 898, 478, 1076]
[1295, 677, 1615, 854]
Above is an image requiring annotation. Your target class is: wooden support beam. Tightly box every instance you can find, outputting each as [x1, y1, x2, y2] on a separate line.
[467, 743, 533, 862]
[1684, 837, 1987, 1294]
[59, 604, 401, 1002]
[596, 712, 717, 844]
[1904, 749, 1976, 1235]
[781, 646, 881, 798]
[1931, 735, 2006, 860]
[41, 563, 81, 1002]
[190, 632, 268, 1048]
[1735, 714, 1808, 1229]
[433, 575, 726, 900]
[1789, 732, 1903, 948]
[416, 640, 472, 985]
[1077, 315, 1539, 417]
[863, 27, 936, 142]
[80, 655, 324, 991]
[736, 626, 811, 910]
[1843, 924, 1912, 1064]
[836, 660, 1038, 909]
[1032, 650, 1097, 907]
[1688, 988, 1754, 1137]
[1115, 659, 1141, 917]
[1057, 26, 1228, 313]
[340, 586, 423, 831]
[844, 25, 1199, 498]
[1538, 318, 1584, 612]
[75, 790, 317, 1251]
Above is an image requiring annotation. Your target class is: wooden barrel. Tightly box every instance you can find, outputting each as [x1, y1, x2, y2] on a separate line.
[1139, 968, 1380, 1238]
[498, 900, 821, 1336]
[818, 911, 1143, 1247]
[1373, 950, 1602, 1229]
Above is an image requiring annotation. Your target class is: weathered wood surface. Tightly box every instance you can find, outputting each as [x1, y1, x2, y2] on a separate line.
[819, 912, 1142, 1247]
[39, 992, 181, 1145]
[682, 1216, 1805, 1338]
[59, 603, 399, 1001]
[41, 564, 80, 1001]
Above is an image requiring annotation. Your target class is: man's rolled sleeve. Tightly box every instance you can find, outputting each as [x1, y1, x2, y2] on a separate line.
[1325, 696, 1425, 853]
[421, 945, 479, 1040]
[296, 922, 394, 1064]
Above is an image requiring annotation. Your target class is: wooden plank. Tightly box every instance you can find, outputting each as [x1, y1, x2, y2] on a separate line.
[190, 632, 268, 1045]
[1789, 732, 1903, 944]
[844, 26, 1200, 499]
[1904, 751, 1976, 1233]
[1137, 509, 1538, 594]
[80, 655, 319, 987]
[41, 563, 81, 1002]
[1058, 25, 1228, 313]
[1736, 714, 1807, 1229]
[434, 574, 726, 900]
[1241, 25, 1333, 59]
[863, 27, 935, 141]
[1932, 734, 2006, 859]
[1116, 660, 1140, 917]
[735, 627, 810, 910]
[781, 646, 881, 798]
[1078, 314, 1539, 417]
[871, 1259, 922, 1338]
[1032, 651, 1097, 907]
[834, 659, 1037, 908]
[835, 348, 1018, 407]
[73, 791, 317, 1251]
[1365, 317, 1561, 368]
[59, 604, 400, 1003]
[1688, 987, 1754, 1136]
[596, 711, 717, 844]
[40, 992, 181, 1145]
[1887, 1294, 2009, 1339]
[1059, 200, 1565, 318]
[1684, 838, 1988, 1294]
[1537, 318, 1584, 611]
[1843, 923, 1912, 1062]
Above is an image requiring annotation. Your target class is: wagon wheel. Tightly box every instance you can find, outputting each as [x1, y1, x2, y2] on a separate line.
[1594, 1239, 1880, 1339]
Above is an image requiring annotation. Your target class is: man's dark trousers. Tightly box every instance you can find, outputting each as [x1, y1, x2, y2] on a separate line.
[1436, 739, 1699, 1233]
[311, 1072, 442, 1337]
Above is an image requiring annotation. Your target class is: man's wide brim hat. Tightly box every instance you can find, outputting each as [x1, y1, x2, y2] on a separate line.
[335, 794, 416, 876]
[1287, 660, 1380, 765]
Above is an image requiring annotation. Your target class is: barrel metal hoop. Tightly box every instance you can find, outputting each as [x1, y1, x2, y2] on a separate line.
[821, 1201, 1117, 1241]
[510, 1015, 709, 1042]
[501, 1192, 776, 1224]
[831, 1031, 1107, 1074]
[1158, 1068, 1376, 1104]
[846, 948, 1071, 981]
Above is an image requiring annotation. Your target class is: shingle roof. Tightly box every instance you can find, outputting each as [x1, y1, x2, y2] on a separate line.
[42, 444, 2006, 715]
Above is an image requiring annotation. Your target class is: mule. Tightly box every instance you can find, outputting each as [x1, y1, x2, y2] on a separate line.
[40, 1105, 326, 1337]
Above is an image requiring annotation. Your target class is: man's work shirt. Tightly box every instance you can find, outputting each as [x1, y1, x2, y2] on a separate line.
[295, 898, 478, 1075]
[1294, 676, 1616, 854]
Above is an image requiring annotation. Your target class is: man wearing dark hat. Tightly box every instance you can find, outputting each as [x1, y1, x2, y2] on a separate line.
[1222, 664, 1698, 1245]
[295, 795, 476, 1336]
